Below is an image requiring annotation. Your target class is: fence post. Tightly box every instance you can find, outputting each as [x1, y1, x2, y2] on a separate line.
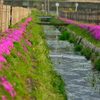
[97, 9, 99, 25]
[69, 12, 71, 19]
[8, 5, 10, 27]
[10, 6, 12, 26]
[92, 11, 93, 23]
[0, 3, 2, 32]
[6, 4, 7, 30]
[77, 12, 78, 21]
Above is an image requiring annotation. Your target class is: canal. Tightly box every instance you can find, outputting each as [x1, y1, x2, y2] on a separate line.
[43, 25, 100, 100]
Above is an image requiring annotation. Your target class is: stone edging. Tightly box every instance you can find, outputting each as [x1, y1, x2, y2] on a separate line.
[58, 26, 100, 68]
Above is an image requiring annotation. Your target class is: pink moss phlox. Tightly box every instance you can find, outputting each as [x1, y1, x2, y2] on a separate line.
[27, 17, 32, 21]
[4, 29, 12, 33]
[0, 55, 7, 70]
[0, 65, 9, 70]
[31, 23, 34, 25]
[64, 20, 74, 24]
[1, 33, 4, 35]
[17, 52, 22, 57]
[0, 17, 33, 99]
[22, 56, 27, 62]
[21, 43, 29, 53]
[0, 55, 7, 63]
[0, 39, 14, 55]
[33, 20, 35, 23]
[1, 96, 7, 100]
[0, 16, 32, 57]
[57, 17, 100, 40]
[24, 57, 27, 63]
[19, 27, 32, 36]
[3, 66, 9, 69]
[27, 32, 32, 37]
[20, 23, 28, 26]
[0, 76, 16, 98]
[14, 83, 16, 86]
[56, 16, 59, 19]
[0, 65, 9, 71]
[25, 40, 31, 46]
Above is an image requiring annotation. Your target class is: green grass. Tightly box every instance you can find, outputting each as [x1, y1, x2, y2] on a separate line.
[66, 24, 100, 47]
[0, 10, 67, 100]
[50, 17, 100, 48]
[74, 45, 83, 52]
[59, 30, 70, 40]
[81, 47, 93, 59]
[94, 58, 100, 71]
[50, 17, 64, 24]
[49, 16, 100, 71]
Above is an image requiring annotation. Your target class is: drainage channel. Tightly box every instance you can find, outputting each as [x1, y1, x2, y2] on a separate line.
[43, 25, 100, 100]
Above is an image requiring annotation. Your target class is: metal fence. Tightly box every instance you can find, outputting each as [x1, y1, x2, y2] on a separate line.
[59, 10, 100, 25]
[0, 0, 31, 33]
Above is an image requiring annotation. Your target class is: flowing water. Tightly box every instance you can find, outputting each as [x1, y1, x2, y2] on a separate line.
[43, 25, 100, 100]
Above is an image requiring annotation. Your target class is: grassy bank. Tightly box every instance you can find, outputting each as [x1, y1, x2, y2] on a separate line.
[49, 17, 100, 47]
[49, 17, 100, 71]
[0, 11, 67, 100]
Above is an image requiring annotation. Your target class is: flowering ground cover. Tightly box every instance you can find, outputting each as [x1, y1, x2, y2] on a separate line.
[0, 11, 67, 100]
[50, 16, 100, 48]
[49, 16, 100, 71]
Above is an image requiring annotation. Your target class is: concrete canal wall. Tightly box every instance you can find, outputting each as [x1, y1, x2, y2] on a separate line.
[58, 25, 100, 69]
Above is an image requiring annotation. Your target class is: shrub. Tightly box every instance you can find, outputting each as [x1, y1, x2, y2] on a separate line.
[58, 26, 62, 31]
[59, 31, 70, 40]
[94, 58, 100, 71]
[74, 45, 83, 52]
[68, 34, 78, 44]
[9, 25, 13, 28]
[81, 47, 93, 59]
[43, 18, 47, 22]
[69, 38, 78, 44]
[95, 51, 100, 56]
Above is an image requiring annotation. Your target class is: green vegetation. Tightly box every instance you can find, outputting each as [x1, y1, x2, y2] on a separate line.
[59, 30, 70, 40]
[49, 16, 100, 70]
[50, 17, 100, 48]
[74, 45, 83, 52]
[94, 58, 100, 71]
[81, 47, 93, 59]
[50, 17, 64, 24]
[69, 34, 78, 44]
[0, 10, 67, 100]
[66, 24, 100, 48]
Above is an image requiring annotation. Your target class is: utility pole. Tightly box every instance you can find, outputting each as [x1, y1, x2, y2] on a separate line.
[48, 0, 49, 13]
[75, 3, 79, 12]
[44, 0, 46, 14]
[55, 3, 59, 16]
[27, 0, 29, 15]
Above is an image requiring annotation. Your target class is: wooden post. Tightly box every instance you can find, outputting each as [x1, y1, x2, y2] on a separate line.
[48, 0, 49, 13]
[5, 4, 7, 30]
[10, 6, 12, 26]
[97, 9, 99, 25]
[0, 3, 2, 32]
[44, 0, 46, 14]
[85, 11, 86, 23]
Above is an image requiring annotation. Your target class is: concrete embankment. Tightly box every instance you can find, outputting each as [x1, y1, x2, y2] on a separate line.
[58, 25, 100, 70]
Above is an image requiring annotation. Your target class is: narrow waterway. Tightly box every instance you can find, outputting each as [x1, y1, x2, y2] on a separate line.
[43, 25, 100, 100]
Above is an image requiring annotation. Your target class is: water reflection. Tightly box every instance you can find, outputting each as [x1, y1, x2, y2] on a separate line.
[43, 25, 100, 100]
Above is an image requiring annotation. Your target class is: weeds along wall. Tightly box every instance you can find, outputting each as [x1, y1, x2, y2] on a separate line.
[58, 25, 100, 70]
[0, 4, 31, 33]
